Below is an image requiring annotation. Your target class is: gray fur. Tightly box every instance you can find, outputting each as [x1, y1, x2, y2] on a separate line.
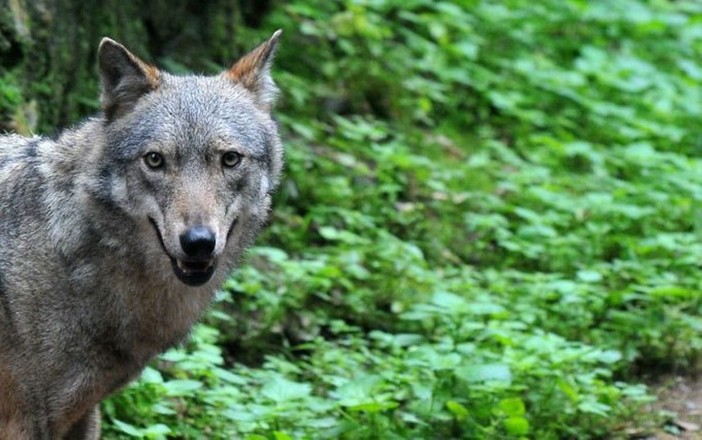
[0, 32, 283, 439]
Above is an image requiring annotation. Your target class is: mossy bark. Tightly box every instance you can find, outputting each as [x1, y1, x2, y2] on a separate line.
[0, 0, 273, 134]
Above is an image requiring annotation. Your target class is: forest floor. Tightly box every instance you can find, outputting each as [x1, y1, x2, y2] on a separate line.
[643, 376, 702, 439]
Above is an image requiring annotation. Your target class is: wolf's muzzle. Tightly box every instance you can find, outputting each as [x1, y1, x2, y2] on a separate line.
[180, 226, 216, 258]
[170, 258, 216, 287]
[149, 218, 217, 287]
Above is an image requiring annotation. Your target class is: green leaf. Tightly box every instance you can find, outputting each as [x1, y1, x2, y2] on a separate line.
[594, 349, 622, 364]
[139, 367, 163, 384]
[348, 401, 400, 413]
[498, 397, 526, 417]
[273, 432, 294, 440]
[578, 400, 611, 416]
[557, 379, 579, 402]
[213, 367, 248, 385]
[162, 380, 203, 396]
[261, 376, 312, 402]
[504, 416, 530, 436]
[143, 424, 172, 439]
[576, 270, 603, 283]
[446, 400, 470, 420]
[111, 419, 144, 438]
[431, 291, 469, 312]
[455, 364, 512, 384]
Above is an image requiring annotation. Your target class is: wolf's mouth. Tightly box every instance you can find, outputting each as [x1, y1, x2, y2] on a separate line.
[171, 258, 217, 287]
[149, 218, 217, 287]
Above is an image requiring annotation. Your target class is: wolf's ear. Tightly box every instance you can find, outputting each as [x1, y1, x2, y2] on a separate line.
[98, 38, 161, 121]
[226, 30, 282, 111]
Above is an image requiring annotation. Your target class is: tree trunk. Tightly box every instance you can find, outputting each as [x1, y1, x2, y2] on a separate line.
[0, 0, 273, 134]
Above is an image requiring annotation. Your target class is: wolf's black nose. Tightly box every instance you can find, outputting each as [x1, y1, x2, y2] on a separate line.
[180, 226, 216, 258]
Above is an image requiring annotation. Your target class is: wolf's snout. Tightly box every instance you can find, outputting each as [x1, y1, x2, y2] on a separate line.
[180, 226, 216, 258]
[168, 225, 218, 286]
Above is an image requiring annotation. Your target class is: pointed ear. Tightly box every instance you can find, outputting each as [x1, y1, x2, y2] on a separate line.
[98, 38, 161, 121]
[226, 30, 282, 111]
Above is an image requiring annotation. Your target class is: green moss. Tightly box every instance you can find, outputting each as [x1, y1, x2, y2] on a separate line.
[0, 0, 260, 133]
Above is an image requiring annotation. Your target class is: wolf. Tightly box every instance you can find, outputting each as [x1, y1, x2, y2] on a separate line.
[0, 30, 283, 439]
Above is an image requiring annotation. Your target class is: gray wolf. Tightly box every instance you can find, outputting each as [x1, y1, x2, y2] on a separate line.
[0, 30, 283, 439]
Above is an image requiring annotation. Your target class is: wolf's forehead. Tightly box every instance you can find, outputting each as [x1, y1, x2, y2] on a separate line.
[153, 79, 272, 151]
[161, 78, 250, 120]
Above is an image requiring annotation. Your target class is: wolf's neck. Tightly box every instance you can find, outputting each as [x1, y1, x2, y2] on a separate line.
[41, 118, 119, 257]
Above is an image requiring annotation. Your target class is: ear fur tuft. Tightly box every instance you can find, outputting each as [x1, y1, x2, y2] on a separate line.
[226, 30, 282, 111]
[98, 38, 161, 121]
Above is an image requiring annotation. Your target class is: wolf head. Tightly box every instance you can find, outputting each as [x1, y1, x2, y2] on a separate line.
[94, 32, 283, 287]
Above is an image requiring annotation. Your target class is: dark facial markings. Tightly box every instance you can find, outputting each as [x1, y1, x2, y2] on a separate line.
[0, 268, 17, 336]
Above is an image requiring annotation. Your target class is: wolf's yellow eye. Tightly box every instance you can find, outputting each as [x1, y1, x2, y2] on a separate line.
[144, 152, 164, 169]
[222, 151, 242, 168]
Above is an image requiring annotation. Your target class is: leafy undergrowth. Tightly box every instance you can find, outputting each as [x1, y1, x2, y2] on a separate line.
[103, 1, 702, 438]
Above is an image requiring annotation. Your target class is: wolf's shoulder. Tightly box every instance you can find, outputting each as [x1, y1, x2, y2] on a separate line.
[0, 133, 39, 149]
[0, 133, 47, 164]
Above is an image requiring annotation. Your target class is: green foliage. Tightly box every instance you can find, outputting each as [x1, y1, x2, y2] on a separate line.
[94, 0, 702, 438]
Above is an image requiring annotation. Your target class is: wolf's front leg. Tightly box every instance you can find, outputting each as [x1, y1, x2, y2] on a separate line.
[63, 406, 101, 440]
[0, 373, 44, 439]
[0, 419, 36, 440]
